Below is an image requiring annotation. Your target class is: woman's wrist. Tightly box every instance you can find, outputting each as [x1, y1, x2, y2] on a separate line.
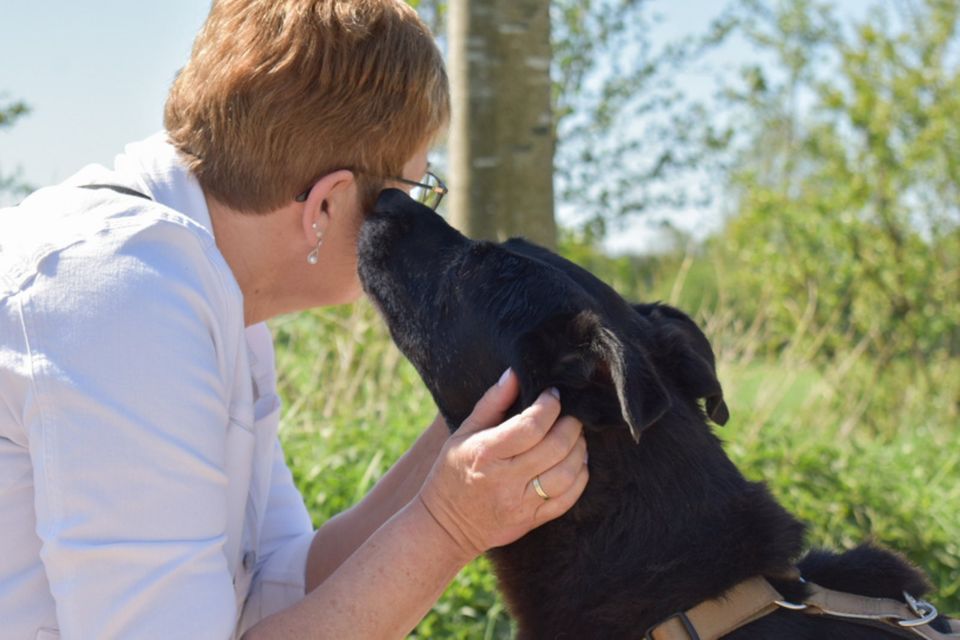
[420, 412, 449, 453]
[406, 493, 478, 567]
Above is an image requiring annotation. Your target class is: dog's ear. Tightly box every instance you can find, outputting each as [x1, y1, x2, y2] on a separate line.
[633, 303, 729, 425]
[512, 310, 672, 442]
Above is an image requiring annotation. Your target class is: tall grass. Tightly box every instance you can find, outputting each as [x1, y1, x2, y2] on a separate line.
[271, 253, 959, 637]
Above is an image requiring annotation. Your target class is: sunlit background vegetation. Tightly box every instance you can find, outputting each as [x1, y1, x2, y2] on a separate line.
[2, 0, 956, 636]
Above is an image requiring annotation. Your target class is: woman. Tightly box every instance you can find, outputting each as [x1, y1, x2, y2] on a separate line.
[0, 1, 588, 638]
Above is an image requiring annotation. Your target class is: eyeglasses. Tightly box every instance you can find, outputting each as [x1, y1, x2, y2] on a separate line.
[393, 171, 448, 210]
[294, 169, 448, 210]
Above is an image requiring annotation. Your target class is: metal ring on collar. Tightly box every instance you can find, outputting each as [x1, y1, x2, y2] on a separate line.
[899, 592, 939, 628]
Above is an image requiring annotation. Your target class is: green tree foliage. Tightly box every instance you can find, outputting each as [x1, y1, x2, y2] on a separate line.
[714, 0, 960, 363]
[0, 97, 28, 129]
[551, 0, 729, 237]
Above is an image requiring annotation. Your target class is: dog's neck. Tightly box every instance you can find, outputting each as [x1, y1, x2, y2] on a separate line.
[487, 408, 806, 639]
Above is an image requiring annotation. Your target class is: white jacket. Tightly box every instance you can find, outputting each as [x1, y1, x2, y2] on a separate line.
[0, 134, 315, 639]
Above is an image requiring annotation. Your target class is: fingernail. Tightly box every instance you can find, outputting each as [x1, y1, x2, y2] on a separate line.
[546, 387, 560, 400]
[498, 368, 512, 387]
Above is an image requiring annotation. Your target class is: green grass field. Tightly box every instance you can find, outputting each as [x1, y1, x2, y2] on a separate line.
[271, 294, 959, 638]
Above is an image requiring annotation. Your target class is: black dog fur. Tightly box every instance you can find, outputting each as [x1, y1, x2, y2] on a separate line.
[357, 189, 950, 639]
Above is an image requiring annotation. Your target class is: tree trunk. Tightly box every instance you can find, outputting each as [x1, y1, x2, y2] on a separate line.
[448, 0, 557, 249]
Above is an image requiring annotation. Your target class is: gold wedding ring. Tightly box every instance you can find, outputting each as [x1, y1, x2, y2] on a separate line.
[532, 475, 550, 500]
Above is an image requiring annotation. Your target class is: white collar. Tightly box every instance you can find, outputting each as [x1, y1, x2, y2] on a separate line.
[110, 132, 215, 237]
[63, 131, 214, 238]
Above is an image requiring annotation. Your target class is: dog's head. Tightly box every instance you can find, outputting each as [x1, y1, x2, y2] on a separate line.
[357, 190, 728, 441]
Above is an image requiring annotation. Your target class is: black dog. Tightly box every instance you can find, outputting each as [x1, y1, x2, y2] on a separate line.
[357, 190, 954, 639]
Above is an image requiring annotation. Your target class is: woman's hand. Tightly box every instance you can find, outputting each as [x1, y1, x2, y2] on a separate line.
[251, 372, 586, 639]
[418, 369, 589, 560]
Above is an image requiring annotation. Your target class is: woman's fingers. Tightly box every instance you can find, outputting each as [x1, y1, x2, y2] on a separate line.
[526, 432, 587, 504]
[480, 388, 563, 459]
[457, 370, 570, 464]
[456, 368, 520, 436]
[531, 461, 589, 524]
[511, 414, 583, 476]
[417, 377, 589, 559]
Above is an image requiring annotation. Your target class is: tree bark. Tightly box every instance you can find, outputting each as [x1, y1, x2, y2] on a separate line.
[448, 0, 557, 248]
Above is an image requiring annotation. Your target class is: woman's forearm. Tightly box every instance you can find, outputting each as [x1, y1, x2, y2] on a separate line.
[253, 374, 588, 639]
[245, 498, 470, 640]
[305, 414, 448, 590]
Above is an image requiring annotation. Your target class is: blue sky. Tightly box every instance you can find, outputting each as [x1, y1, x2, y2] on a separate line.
[1, 1, 875, 251]
[1, 1, 210, 188]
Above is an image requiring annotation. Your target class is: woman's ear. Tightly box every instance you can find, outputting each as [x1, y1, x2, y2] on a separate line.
[299, 169, 355, 245]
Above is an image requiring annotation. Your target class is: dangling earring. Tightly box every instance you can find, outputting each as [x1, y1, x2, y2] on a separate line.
[306, 222, 324, 265]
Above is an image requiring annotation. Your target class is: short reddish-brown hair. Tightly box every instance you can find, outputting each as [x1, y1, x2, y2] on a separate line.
[164, 0, 449, 213]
